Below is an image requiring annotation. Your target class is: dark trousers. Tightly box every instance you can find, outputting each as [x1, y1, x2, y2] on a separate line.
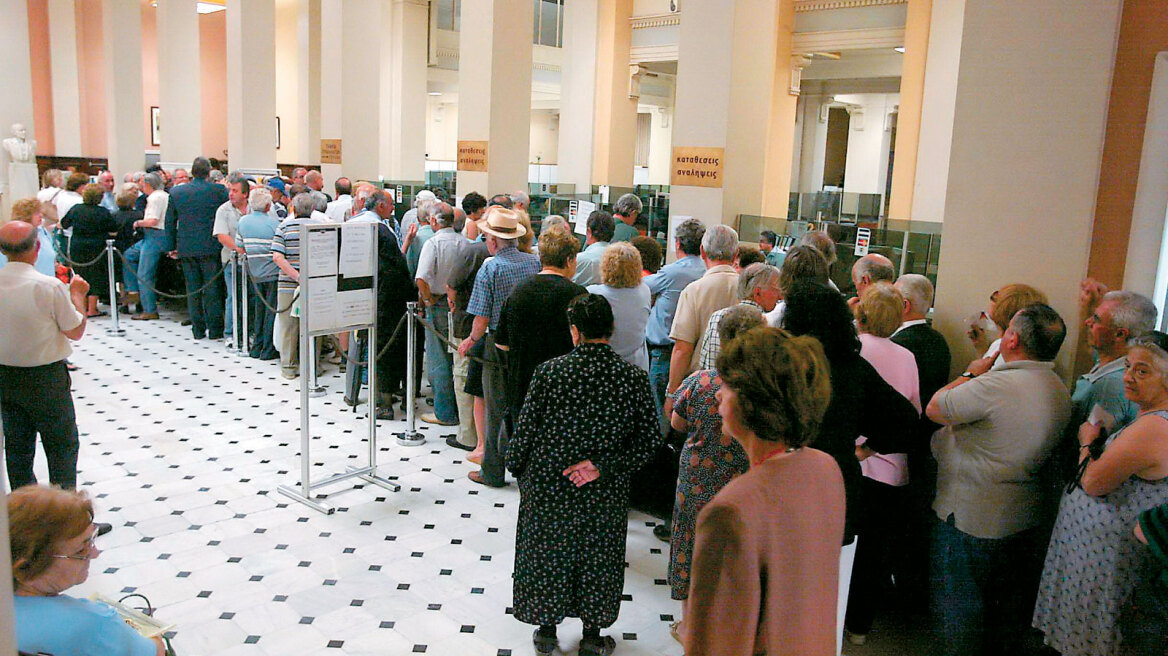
[930, 515, 1045, 656]
[0, 362, 79, 489]
[479, 334, 509, 486]
[846, 477, 912, 634]
[181, 254, 225, 339]
[249, 279, 279, 360]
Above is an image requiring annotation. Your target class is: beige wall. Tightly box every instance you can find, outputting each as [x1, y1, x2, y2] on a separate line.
[528, 109, 559, 165]
[141, 0, 158, 153]
[275, 0, 300, 163]
[200, 11, 227, 160]
[75, 0, 107, 158]
[28, 0, 54, 155]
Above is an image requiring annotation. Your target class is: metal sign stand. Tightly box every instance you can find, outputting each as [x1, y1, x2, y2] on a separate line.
[278, 222, 399, 514]
[105, 239, 125, 336]
[396, 302, 424, 446]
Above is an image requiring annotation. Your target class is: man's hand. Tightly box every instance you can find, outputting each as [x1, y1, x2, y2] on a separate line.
[965, 353, 996, 377]
[458, 336, 476, 357]
[1080, 278, 1108, 317]
[69, 274, 90, 298]
[564, 460, 600, 487]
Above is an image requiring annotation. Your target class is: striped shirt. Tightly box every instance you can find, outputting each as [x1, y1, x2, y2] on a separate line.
[237, 211, 281, 283]
[271, 215, 324, 290]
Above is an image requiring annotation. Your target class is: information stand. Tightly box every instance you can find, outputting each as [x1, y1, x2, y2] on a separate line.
[278, 222, 400, 514]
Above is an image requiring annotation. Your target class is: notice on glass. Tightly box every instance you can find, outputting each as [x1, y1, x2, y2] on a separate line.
[574, 200, 596, 236]
[338, 289, 375, 327]
[307, 277, 339, 333]
[306, 228, 338, 277]
[339, 223, 375, 278]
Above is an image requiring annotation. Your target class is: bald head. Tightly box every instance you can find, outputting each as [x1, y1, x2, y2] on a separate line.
[852, 253, 895, 297]
[0, 221, 40, 262]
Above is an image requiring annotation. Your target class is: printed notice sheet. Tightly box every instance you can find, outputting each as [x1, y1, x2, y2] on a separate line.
[307, 277, 339, 332]
[574, 200, 596, 235]
[338, 290, 375, 327]
[306, 228, 338, 277]
[339, 223, 375, 278]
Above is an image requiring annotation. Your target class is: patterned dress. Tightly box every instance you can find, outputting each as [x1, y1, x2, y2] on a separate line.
[506, 342, 660, 628]
[1032, 410, 1168, 656]
[667, 369, 750, 600]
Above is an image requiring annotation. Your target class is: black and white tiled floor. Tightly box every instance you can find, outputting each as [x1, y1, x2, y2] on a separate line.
[52, 312, 686, 656]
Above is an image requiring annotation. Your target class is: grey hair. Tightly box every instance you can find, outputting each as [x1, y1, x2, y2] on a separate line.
[510, 191, 530, 207]
[364, 191, 388, 212]
[491, 236, 517, 248]
[614, 193, 642, 217]
[313, 193, 328, 212]
[799, 230, 837, 266]
[675, 218, 706, 256]
[542, 215, 569, 233]
[209, 170, 225, 183]
[738, 263, 781, 300]
[453, 207, 467, 232]
[292, 192, 317, 218]
[433, 202, 455, 228]
[854, 254, 895, 285]
[896, 273, 934, 314]
[701, 224, 739, 262]
[1101, 290, 1157, 338]
[248, 187, 273, 213]
[142, 172, 163, 191]
[226, 170, 248, 185]
[717, 303, 766, 346]
[1011, 303, 1066, 362]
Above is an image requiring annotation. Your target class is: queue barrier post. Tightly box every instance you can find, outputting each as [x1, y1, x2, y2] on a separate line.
[239, 252, 249, 356]
[396, 302, 424, 447]
[230, 251, 241, 355]
[105, 240, 125, 336]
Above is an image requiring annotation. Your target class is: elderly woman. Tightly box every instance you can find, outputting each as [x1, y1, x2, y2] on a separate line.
[61, 183, 120, 316]
[11, 485, 164, 656]
[1032, 331, 1168, 656]
[845, 282, 922, 644]
[767, 244, 830, 327]
[967, 282, 1047, 370]
[783, 282, 919, 543]
[683, 326, 843, 655]
[697, 262, 781, 369]
[587, 241, 651, 371]
[506, 294, 659, 656]
[111, 185, 144, 293]
[667, 304, 765, 630]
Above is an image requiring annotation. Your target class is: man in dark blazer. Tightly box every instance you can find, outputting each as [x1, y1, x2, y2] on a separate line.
[891, 272, 951, 613]
[168, 156, 229, 341]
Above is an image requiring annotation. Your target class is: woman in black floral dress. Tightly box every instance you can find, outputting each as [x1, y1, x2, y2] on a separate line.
[507, 294, 660, 656]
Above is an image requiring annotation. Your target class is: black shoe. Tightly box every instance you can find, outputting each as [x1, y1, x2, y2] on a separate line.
[533, 628, 557, 655]
[181, 319, 193, 326]
[446, 435, 474, 451]
[95, 522, 113, 537]
[653, 523, 671, 543]
[376, 406, 394, 420]
[579, 635, 616, 656]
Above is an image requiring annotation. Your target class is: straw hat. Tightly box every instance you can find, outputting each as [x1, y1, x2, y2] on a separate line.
[477, 207, 527, 239]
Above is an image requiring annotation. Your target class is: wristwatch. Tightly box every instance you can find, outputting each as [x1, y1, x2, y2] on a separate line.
[959, 371, 976, 379]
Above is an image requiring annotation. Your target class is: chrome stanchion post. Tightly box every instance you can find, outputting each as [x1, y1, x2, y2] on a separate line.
[230, 251, 241, 353]
[105, 240, 125, 335]
[240, 253, 249, 356]
[396, 302, 424, 446]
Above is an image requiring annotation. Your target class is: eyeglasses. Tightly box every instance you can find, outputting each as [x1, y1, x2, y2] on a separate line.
[51, 531, 98, 562]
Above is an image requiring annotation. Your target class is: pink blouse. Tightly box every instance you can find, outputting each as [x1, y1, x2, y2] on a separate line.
[857, 333, 921, 486]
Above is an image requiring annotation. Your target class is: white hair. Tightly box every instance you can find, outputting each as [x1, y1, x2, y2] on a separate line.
[701, 224, 739, 262]
[510, 190, 530, 207]
[895, 274, 934, 314]
[248, 187, 273, 213]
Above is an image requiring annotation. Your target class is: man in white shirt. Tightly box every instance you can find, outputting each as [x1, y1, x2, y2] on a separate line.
[213, 174, 251, 341]
[325, 177, 353, 222]
[0, 221, 89, 490]
[415, 202, 465, 428]
[123, 172, 171, 320]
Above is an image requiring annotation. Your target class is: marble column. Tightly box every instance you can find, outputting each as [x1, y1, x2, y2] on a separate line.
[297, 0, 322, 166]
[322, 0, 384, 183]
[556, 0, 599, 193]
[157, 0, 203, 164]
[455, 0, 534, 198]
[886, 0, 932, 220]
[226, 0, 277, 171]
[103, 0, 145, 177]
[47, 0, 82, 156]
[383, 0, 428, 182]
[591, 0, 637, 187]
[668, 0, 796, 230]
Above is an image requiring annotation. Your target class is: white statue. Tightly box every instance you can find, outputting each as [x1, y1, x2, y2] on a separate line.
[2, 122, 40, 218]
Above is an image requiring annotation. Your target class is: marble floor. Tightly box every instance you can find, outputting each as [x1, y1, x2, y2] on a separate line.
[29, 308, 925, 656]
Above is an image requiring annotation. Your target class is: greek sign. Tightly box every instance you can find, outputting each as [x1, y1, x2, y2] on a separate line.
[457, 141, 489, 172]
[671, 147, 724, 188]
[320, 139, 342, 165]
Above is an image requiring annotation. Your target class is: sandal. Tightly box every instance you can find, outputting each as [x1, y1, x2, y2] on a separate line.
[579, 635, 616, 656]
[532, 628, 557, 655]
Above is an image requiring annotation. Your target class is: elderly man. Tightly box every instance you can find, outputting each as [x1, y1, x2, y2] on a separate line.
[325, 177, 353, 222]
[643, 218, 706, 425]
[696, 263, 781, 368]
[400, 189, 438, 240]
[271, 193, 327, 379]
[851, 253, 895, 302]
[1073, 286, 1157, 431]
[415, 202, 464, 429]
[237, 187, 281, 361]
[213, 172, 251, 343]
[292, 167, 308, 186]
[122, 172, 173, 321]
[0, 221, 88, 490]
[266, 178, 289, 218]
[172, 168, 191, 187]
[926, 303, 1071, 656]
[169, 157, 229, 341]
[305, 170, 330, 205]
[97, 170, 117, 213]
[665, 224, 739, 406]
[406, 200, 438, 277]
[611, 193, 643, 243]
[571, 211, 615, 287]
[509, 190, 530, 213]
[458, 208, 540, 487]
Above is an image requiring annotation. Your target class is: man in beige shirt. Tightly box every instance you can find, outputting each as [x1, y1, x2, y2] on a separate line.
[665, 224, 740, 412]
[925, 303, 1071, 656]
[0, 221, 89, 490]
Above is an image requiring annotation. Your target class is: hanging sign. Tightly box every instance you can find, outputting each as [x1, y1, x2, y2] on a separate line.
[320, 139, 342, 164]
[457, 141, 489, 172]
[671, 147, 724, 188]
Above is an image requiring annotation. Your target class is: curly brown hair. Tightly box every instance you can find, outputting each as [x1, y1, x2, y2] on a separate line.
[9, 486, 94, 586]
[717, 327, 832, 447]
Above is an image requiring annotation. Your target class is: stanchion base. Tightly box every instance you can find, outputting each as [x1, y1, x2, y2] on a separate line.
[278, 464, 400, 514]
[308, 385, 327, 398]
[107, 328, 126, 336]
[277, 485, 335, 514]
[395, 431, 425, 447]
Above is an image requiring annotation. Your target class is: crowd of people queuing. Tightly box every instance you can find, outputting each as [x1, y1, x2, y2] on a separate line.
[2, 156, 1168, 656]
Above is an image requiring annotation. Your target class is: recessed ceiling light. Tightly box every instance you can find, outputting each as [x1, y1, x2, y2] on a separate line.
[428, 92, 442, 96]
[894, 46, 905, 53]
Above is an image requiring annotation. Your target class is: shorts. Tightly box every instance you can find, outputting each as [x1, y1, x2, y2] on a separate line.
[463, 338, 486, 398]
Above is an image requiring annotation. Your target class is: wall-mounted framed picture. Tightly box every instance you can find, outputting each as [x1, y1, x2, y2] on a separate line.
[150, 107, 160, 147]
[276, 116, 281, 150]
